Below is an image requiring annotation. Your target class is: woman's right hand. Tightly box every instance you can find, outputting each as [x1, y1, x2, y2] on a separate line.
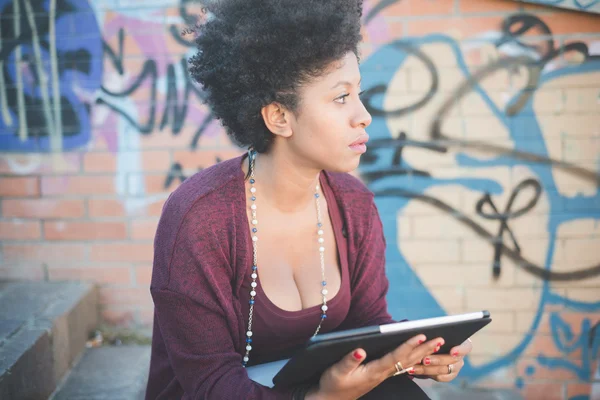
[305, 334, 443, 400]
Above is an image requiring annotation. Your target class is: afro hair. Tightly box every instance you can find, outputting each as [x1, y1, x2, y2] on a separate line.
[188, 0, 364, 153]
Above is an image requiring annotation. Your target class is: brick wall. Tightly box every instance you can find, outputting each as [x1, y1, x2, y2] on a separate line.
[0, 0, 598, 398]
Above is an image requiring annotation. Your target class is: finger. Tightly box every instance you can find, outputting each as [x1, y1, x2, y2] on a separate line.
[368, 334, 427, 376]
[412, 337, 445, 364]
[449, 338, 473, 358]
[410, 364, 455, 377]
[421, 354, 457, 367]
[336, 348, 367, 376]
[416, 359, 464, 382]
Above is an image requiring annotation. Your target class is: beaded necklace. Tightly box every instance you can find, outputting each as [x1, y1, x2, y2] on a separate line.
[242, 150, 328, 367]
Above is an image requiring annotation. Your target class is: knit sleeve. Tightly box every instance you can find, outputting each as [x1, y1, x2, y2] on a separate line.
[149, 205, 294, 399]
[338, 200, 394, 330]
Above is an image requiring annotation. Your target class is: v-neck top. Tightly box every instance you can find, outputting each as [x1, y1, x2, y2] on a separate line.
[146, 155, 394, 400]
[239, 172, 351, 365]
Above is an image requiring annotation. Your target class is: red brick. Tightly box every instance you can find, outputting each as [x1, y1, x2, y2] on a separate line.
[0, 264, 46, 280]
[2, 199, 85, 218]
[48, 266, 132, 285]
[88, 198, 167, 218]
[407, 16, 505, 37]
[541, 12, 600, 35]
[130, 219, 159, 240]
[459, 0, 520, 13]
[90, 243, 154, 262]
[45, 221, 127, 241]
[41, 175, 115, 195]
[566, 383, 591, 398]
[0, 177, 40, 197]
[82, 152, 117, 172]
[98, 287, 152, 306]
[128, 174, 169, 195]
[521, 382, 564, 400]
[3, 243, 87, 263]
[83, 151, 171, 173]
[134, 265, 153, 285]
[88, 198, 125, 217]
[385, 0, 454, 16]
[0, 153, 81, 174]
[0, 220, 42, 240]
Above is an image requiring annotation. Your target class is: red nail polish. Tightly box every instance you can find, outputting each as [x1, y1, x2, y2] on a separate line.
[424, 357, 431, 365]
[353, 350, 363, 360]
[434, 346, 440, 353]
[418, 340, 424, 344]
[437, 342, 443, 347]
[452, 351, 459, 357]
[408, 368, 415, 374]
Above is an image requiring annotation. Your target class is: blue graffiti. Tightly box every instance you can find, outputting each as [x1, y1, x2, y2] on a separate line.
[536, 313, 599, 381]
[358, 31, 600, 386]
[519, 0, 600, 12]
[0, 0, 103, 152]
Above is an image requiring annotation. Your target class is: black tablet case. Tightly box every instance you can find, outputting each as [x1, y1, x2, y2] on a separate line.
[272, 314, 491, 388]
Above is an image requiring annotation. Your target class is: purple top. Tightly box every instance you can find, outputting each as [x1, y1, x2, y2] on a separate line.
[238, 172, 351, 364]
[145, 155, 393, 400]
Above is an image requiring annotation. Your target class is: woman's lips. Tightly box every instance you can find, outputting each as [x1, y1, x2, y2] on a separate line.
[349, 134, 369, 154]
[349, 143, 367, 153]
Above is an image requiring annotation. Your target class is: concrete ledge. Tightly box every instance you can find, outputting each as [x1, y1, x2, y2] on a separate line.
[0, 281, 98, 400]
[51, 345, 151, 400]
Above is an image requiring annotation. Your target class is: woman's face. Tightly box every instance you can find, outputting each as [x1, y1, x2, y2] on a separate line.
[285, 51, 372, 173]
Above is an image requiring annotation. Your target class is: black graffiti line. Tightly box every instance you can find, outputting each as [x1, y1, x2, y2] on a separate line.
[97, 59, 158, 134]
[98, 30, 214, 145]
[427, 53, 600, 187]
[102, 28, 125, 75]
[476, 179, 542, 277]
[361, 41, 438, 118]
[374, 187, 600, 282]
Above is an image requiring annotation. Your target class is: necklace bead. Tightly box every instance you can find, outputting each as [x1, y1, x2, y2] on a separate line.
[242, 150, 328, 367]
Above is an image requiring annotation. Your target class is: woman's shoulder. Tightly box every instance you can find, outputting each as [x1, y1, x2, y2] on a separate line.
[160, 155, 245, 225]
[323, 170, 373, 197]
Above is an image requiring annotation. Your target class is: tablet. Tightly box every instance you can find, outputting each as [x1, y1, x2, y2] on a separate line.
[271, 310, 491, 388]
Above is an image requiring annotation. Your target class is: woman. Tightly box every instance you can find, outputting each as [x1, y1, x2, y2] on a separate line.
[145, 0, 473, 399]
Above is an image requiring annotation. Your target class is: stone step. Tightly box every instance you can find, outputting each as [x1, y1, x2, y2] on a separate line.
[0, 281, 98, 400]
[50, 345, 151, 400]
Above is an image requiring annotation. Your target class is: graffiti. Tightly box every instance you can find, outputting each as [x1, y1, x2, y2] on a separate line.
[97, 27, 214, 150]
[359, 6, 600, 394]
[517, 0, 600, 13]
[0, 0, 102, 152]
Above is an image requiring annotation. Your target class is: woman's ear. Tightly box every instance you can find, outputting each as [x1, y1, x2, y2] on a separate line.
[261, 103, 293, 138]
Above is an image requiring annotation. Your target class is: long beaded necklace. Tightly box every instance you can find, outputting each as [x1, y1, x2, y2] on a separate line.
[242, 150, 328, 367]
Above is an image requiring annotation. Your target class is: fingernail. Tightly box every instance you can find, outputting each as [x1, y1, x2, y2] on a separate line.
[434, 346, 440, 353]
[418, 340, 424, 344]
[353, 350, 363, 360]
[452, 351, 459, 357]
[437, 342, 443, 347]
[424, 357, 431, 365]
[408, 368, 415, 374]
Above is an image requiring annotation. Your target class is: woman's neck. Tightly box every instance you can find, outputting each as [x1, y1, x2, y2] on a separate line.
[245, 149, 321, 213]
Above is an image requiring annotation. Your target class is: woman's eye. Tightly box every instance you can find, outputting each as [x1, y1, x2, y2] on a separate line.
[335, 94, 350, 104]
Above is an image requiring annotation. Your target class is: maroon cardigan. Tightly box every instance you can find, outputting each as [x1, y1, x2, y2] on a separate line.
[145, 155, 393, 399]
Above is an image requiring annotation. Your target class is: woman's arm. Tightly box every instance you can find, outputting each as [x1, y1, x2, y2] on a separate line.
[338, 200, 395, 330]
[150, 203, 294, 400]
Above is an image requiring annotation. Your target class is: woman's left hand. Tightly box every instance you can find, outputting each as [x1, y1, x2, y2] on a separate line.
[408, 338, 473, 382]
